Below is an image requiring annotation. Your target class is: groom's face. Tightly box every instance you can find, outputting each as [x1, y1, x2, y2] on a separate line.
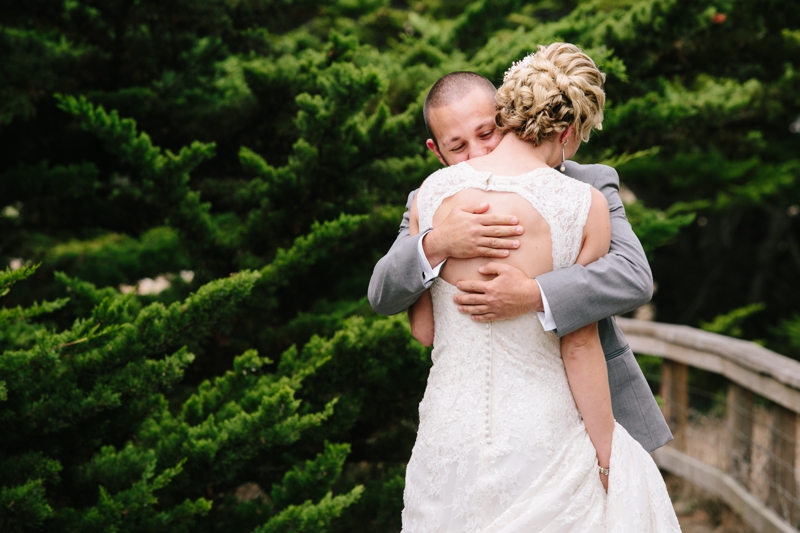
[426, 88, 502, 167]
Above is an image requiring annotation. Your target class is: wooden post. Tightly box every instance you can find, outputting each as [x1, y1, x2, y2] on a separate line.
[767, 403, 797, 524]
[660, 360, 689, 451]
[726, 383, 754, 488]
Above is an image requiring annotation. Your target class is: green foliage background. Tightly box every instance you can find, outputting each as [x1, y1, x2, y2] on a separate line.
[1, 0, 798, 531]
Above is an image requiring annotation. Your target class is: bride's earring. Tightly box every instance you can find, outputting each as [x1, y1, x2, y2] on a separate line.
[560, 140, 569, 172]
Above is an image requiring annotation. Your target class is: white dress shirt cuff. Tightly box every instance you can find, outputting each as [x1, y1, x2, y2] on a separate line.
[536, 282, 557, 332]
[418, 229, 445, 288]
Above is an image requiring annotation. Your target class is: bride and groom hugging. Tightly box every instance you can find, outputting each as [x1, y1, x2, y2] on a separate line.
[369, 43, 680, 532]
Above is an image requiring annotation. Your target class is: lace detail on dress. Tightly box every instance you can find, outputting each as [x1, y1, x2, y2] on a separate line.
[416, 162, 592, 271]
[402, 162, 680, 533]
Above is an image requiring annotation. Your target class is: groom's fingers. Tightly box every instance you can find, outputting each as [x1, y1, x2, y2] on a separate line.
[454, 280, 489, 295]
[476, 262, 512, 277]
[460, 202, 491, 214]
[476, 214, 524, 245]
[454, 296, 490, 309]
[459, 305, 491, 314]
[470, 312, 498, 323]
[478, 225, 524, 239]
[454, 297, 495, 317]
[476, 245, 515, 258]
[475, 233, 523, 257]
[476, 213, 521, 227]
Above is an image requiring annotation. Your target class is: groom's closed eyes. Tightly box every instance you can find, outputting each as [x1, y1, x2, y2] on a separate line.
[444, 122, 499, 154]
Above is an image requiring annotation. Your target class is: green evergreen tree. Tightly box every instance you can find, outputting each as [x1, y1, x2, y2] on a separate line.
[0, 262, 363, 532]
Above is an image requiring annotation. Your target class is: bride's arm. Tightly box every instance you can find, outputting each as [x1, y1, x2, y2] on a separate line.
[408, 195, 435, 346]
[561, 187, 613, 491]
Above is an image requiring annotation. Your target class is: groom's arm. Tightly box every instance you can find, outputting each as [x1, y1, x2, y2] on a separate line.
[368, 190, 524, 316]
[368, 191, 428, 315]
[535, 163, 653, 337]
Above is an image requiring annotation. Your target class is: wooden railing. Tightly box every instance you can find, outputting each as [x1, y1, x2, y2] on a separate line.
[617, 318, 800, 533]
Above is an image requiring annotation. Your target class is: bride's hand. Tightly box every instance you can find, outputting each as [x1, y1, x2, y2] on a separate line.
[599, 469, 609, 493]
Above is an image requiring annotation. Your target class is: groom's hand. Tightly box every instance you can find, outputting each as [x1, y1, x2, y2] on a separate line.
[453, 263, 543, 322]
[422, 203, 524, 267]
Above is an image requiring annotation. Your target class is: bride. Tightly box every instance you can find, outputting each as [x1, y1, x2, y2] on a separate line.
[402, 43, 681, 532]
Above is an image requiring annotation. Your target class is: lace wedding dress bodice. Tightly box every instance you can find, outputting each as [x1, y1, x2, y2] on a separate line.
[417, 163, 592, 271]
[401, 162, 680, 533]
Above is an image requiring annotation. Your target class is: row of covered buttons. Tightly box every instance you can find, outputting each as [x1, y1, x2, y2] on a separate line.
[485, 323, 492, 445]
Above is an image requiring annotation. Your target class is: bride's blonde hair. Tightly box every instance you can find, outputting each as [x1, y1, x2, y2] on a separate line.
[496, 42, 606, 146]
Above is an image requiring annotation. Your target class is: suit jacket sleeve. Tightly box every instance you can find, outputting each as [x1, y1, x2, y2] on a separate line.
[368, 190, 427, 315]
[535, 163, 653, 337]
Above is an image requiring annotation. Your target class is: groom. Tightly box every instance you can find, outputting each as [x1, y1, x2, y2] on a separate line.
[368, 72, 672, 452]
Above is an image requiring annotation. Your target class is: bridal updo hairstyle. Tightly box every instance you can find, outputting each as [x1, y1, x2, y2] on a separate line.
[495, 42, 606, 146]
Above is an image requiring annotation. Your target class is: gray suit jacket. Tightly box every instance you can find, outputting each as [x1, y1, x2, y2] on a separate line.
[368, 160, 672, 452]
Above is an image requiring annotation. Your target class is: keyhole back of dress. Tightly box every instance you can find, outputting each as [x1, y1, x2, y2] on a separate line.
[433, 187, 554, 286]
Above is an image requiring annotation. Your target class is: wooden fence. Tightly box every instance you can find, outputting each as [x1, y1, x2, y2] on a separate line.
[617, 318, 800, 533]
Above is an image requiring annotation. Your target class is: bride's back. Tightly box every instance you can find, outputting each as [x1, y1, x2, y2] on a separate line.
[434, 186, 554, 286]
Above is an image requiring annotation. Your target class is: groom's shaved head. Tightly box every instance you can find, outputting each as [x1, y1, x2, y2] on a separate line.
[423, 72, 497, 144]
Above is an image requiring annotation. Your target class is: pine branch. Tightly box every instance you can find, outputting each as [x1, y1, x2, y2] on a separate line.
[54, 94, 227, 269]
[0, 264, 40, 296]
[254, 487, 364, 533]
[256, 214, 367, 304]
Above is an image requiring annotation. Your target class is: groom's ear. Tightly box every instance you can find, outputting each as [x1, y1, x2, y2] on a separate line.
[426, 138, 448, 166]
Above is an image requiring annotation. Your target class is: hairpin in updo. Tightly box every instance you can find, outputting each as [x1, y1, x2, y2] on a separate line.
[503, 52, 537, 82]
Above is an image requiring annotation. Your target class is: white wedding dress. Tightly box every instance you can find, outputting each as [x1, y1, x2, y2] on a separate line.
[401, 162, 680, 532]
